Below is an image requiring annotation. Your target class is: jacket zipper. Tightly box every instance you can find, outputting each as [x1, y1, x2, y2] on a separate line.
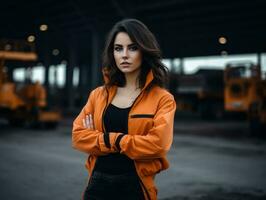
[101, 87, 109, 133]
[128, 89, 152, 200]
[128, 88, 146, 116]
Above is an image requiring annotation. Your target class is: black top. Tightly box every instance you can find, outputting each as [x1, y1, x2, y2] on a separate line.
[94, 104, 136, 174]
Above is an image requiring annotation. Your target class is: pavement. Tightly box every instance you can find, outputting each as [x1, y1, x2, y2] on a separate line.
[0, 118, 266, 200]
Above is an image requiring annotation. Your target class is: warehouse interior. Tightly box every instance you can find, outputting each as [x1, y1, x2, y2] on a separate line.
[1, 0, 266, 110]
[0, 0, 266, 200]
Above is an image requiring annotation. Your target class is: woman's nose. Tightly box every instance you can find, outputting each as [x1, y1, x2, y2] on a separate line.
[122, 49, 128, 58]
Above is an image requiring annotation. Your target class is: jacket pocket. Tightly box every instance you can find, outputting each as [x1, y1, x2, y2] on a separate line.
[137, 159, 162, 177]
[129, 114, 154, 134]
[130, 114, 154, 118]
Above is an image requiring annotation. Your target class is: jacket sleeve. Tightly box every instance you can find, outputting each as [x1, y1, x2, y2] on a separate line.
[118, 94, 176, 160]
[72, 88, 120, 155]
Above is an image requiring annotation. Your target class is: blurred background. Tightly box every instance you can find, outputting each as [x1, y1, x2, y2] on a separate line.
[0, 0, 266, 199]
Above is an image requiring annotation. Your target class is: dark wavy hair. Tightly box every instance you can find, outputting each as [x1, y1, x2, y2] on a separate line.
[102, 18, 168, 89]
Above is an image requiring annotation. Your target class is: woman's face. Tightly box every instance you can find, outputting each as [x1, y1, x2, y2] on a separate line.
[113, 32, 142, 75]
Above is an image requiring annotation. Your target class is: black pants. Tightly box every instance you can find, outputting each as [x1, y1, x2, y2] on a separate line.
[83, 171, 145, 200]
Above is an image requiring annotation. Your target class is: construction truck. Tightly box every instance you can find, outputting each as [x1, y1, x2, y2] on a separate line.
[224, 62, 266, 135]
[0, 39, 60, 128]
[172, 68, 224, 119]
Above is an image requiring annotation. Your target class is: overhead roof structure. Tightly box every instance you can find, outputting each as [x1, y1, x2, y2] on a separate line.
[1, 0, 266, 64]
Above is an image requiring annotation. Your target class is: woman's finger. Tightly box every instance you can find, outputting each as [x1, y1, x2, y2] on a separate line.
[86, 115, 90, 128]
[89, 114, 94, 130]
[82, 118, 86, 128]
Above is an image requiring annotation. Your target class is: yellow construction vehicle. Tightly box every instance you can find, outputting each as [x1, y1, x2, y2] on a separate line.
[172, 68, 224, 119]
[224, 62, 266, 135]
[0, 39, 60, 128]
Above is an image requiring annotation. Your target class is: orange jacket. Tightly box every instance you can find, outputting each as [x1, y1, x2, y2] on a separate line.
[72, 71, 176, 200]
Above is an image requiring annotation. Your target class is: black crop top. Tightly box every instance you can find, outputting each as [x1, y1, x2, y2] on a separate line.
[94, 104, 136, 174]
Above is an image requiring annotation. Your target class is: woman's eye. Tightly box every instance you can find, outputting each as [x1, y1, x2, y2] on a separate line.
[129, 46, 138, 51]
[114, 47, 122, 52]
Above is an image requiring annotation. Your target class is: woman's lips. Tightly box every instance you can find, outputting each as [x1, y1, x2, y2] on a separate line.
[120, 62, 131, 67]
[121, 62, 130, 65]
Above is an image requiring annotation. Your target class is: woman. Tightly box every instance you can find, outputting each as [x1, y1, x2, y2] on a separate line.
[72, 19, 176, 200]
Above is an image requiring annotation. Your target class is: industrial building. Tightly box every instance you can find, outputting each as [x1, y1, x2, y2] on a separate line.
[0, 1, 266, 200]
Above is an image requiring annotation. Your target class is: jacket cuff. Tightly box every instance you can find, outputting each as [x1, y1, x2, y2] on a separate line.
[99, 133, 108, 152]
[99, 132, 122, 153]
[103, 132, 111, 148]
[115, 134, 126, 152]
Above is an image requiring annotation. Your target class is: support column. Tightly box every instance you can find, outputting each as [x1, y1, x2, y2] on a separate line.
[257, 53, 262, 79]
[7, 66, 14, 82]
[66, 36, 78, 110]
[179, 58, 184, 75]
[91, 29, 101, 90]
[42, 33, 51, 88]
[79, 64, 90, 104]
[43, 40, 51, 105]
[257, 52, 261, 67]
[169, 59, 175, 73]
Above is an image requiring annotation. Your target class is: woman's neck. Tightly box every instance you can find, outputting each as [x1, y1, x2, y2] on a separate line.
[124, 70, 141, 90]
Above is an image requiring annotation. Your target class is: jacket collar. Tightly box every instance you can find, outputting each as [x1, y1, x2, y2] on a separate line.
[142, 70, 154, 91]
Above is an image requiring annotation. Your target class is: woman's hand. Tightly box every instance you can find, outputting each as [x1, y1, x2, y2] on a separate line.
[82, 114, 95, 130]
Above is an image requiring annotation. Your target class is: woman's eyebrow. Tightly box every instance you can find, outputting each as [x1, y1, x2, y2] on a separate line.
[114, 43, 136, 47]
[128, 43, 136, 47]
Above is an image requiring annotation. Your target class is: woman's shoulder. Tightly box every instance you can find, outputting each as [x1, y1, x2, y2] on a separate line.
[149, 86, 174, 99]
[92, 85, 106, 93]
[89, 85, 106, 98]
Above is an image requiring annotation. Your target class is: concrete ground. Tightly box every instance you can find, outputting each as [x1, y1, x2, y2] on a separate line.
[0, 118, 266, 200]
